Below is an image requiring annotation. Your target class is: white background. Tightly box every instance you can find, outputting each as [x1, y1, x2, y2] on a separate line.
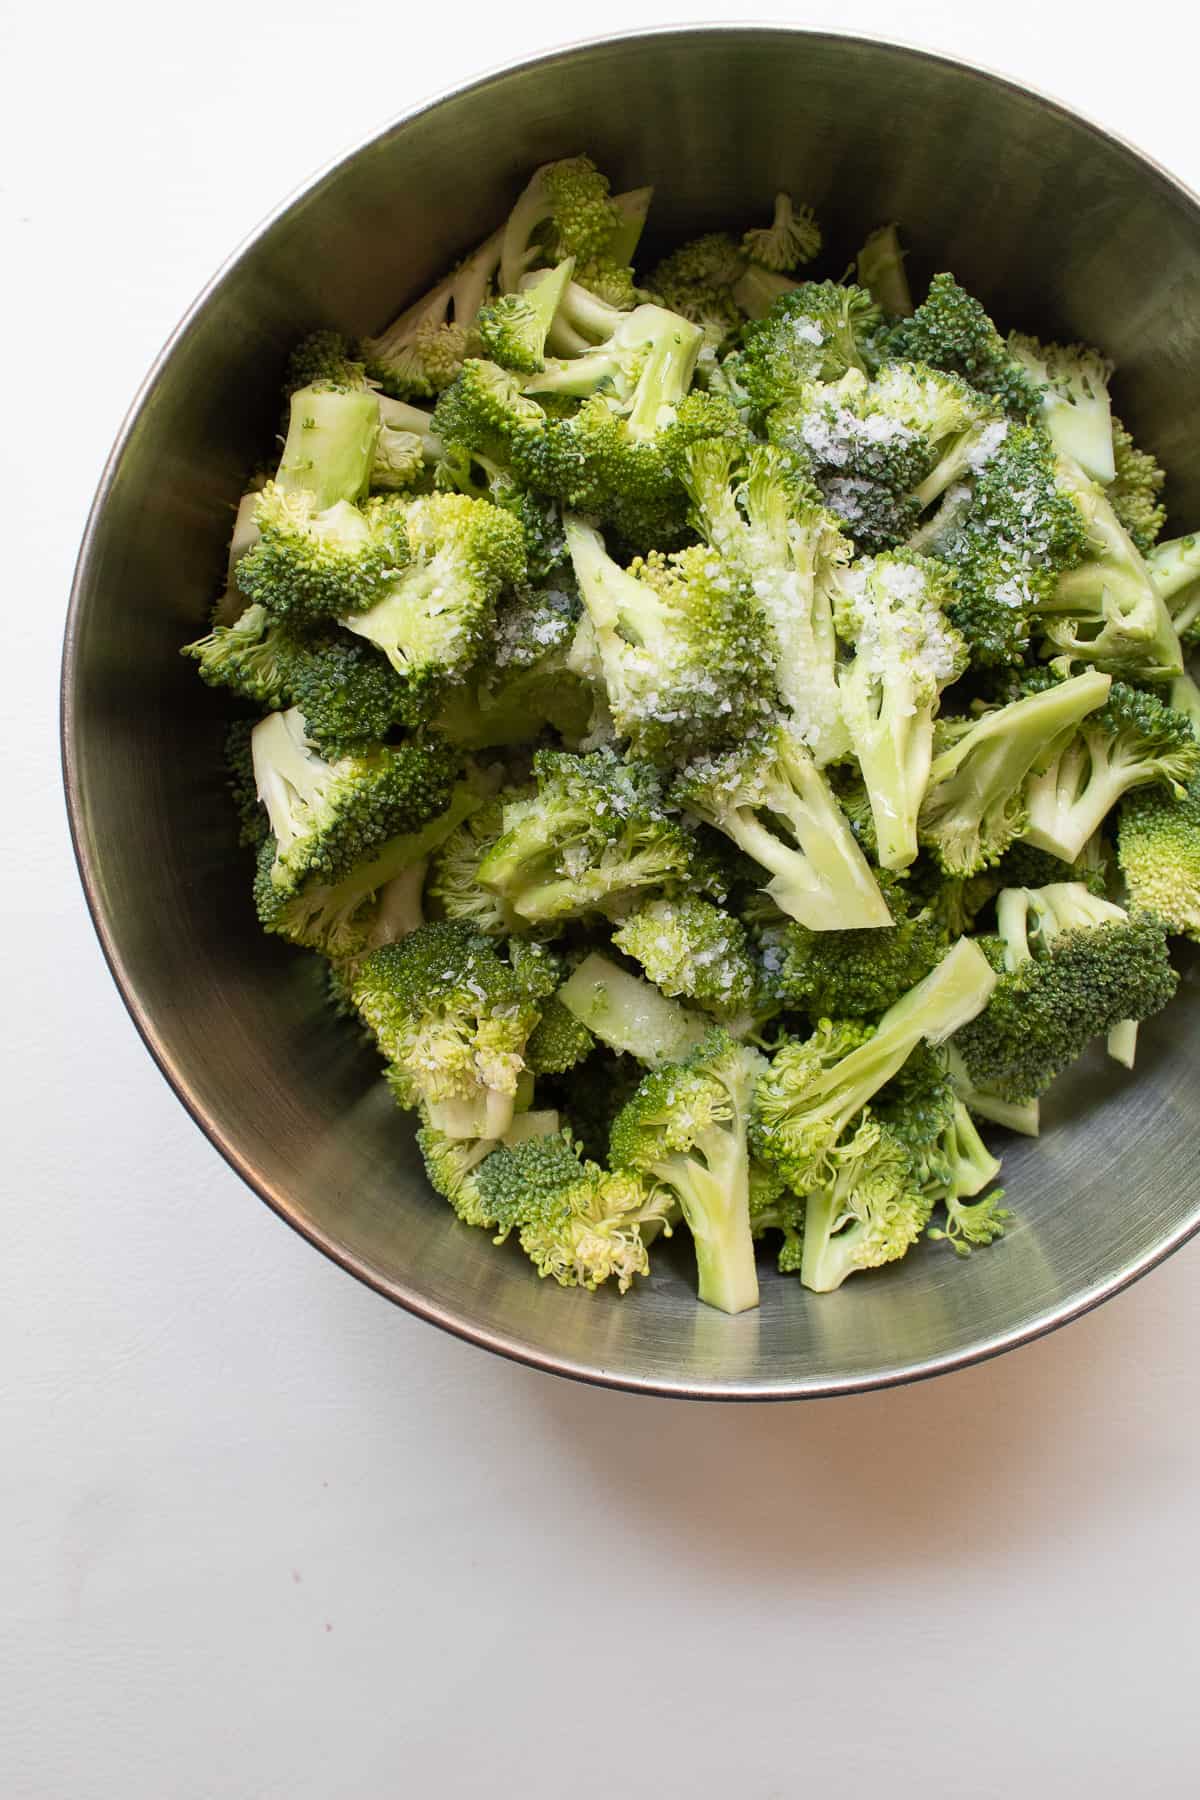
[5, 2, 1200, 1794]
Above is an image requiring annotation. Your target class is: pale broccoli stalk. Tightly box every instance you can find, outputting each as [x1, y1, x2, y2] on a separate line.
[800, 1113, 929, 1293]
[499, 155, 621, 296]
[1045, 456, 1183, 680]
[751, 938, 999, 1190]
[917, 670, 1113, 875]
[558, 952, 710, 1065]
[476, 259, 576, 375]
[1008, 335, 1116, 484]
[1021, 679, 1199, 863]
[856, 224, 913, 317]
[1147, 534, 1200, 646]
[833, 552, 969, 870]
[543, 278, 628, 357]
[609, 1030, 765, 1314]
[1106, 1018, 1139, 1069]
[524, 304, 703, 437]
[681, 440, 853, 766]
[361, 228, 503, 397]
[674, 723, 892, 932]
[212, 490, 264, 625]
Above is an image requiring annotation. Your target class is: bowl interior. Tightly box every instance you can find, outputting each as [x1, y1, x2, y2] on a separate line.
[64, 28, 1200, 1397]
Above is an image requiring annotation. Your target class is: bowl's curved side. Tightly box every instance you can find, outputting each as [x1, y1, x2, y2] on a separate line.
[63, 26, 1200, 1399]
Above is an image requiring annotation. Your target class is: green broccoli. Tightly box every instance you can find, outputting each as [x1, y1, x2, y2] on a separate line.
[1043, 455, 1182, 680]
[476, 1128, 674, 1292]
[360, 228, 504, 398]
[855, 224, 913, 318]
[557, 952, 710, 1065]
[774, 900, 949, 1021]
[339, 492, 526, 706]
[352, 921, 538, 1139]
[883, 273, 1041, 420]
[1118, 777, 1200, 940]
[798, 1112, 930, 1292]
[876, 1048, 1009, 1253]
[498, 156, 623, 297]
[609, 1028, 765, 1313]
[1007, 335, 1115, 483]
[611, 895, 757, 1016]
[730, 282, 883, 414]
[564, 514, 773, 761]
[673, 723, 893, 932]
[417, 1111, 564, 1232]
[1021, 678, 1199, 862]
[524, 999, 595, 1075]
[425, 795, 520, 935]
[750, 936, 997, 1191]
[1146, 533, 1200, 647]
[953, 882, 1178, 1101]
[680, 439, 854, 765]
[475, 259, 576, 375]
[476, 748, 692, 925]
[833, 550, 968, 869]
[1108, 415, 1166, 554]
[182, 603, 307, 709]
[917, 669, 1113, 875]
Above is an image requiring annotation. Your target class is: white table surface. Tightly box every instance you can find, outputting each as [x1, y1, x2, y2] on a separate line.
[6, 2, 1200, 1793]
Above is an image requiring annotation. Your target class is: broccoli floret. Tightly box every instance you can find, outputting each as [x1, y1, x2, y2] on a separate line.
[426, 794, 521, 935]
[946, 1043, 1040, 1136]
[833, 550, 968, 870]
[730, 282, 883, 414]
[211, 491, 265, 626]
[352, 921, 538, 1139]
[1007, 335, 1115, 483]
[524, 303, 704, 431]
[609, 1028, 764, 1313]
[360, 229, 504, 398]
[1118, 777, 1200, 940]
[564, 514, 773, 761]
[932, 425, 1087, 667]
[917, 669, 1113, 875]
[953, 882, 1178, 1101]
[433, 581, 593, 750]
[476, 259, 576, 375]
[884, 273, 1040, 420]
[855, 224, 913, 318]
[994, 831, 1109, 897]
[775, 902, 949, 1020]
[417, 1127, 503, 1229]
[498, 156, 622, 297]
[475, 1128, 673, 1293]
[798, 1112, 930, 1292]
[250, 707, 453, 892]
[1147, 534, 1200, 647]
[557, 952, 710, 1065]
[673, 723, 892, 932]
[1108, 415, 1166, 554]
[1022, 678, 1199, 862]
[237, 488, 409, 625]
[524, 998, 595, 1075]
[611, 896, 757, 1016]
[743, 192, 821, 272]
[476, 747, 693, 924]
[680, 439, 854, 764]
[1043, 456, 1182, 680]
[750, 937, 998, 1190]
[647, 233, 748, 337]
[339, 492, 526, 706]
[280, 336, 443, 488]
[876, 1048, 1008, 1252]
[182, 603, 307, 709]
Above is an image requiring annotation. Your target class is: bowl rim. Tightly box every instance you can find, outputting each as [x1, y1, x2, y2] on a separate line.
[61, 22, 1200, 1400]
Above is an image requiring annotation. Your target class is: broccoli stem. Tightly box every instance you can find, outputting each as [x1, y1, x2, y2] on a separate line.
[856, 224, 913, 318]
[276, 385, 381, 511]
[1147, 534, 1200, 601]
[945, 1101, 1001, 1196]
[947, 1045, 1040, 1136]
[665, 1133, 759, 1315]
[1106, 1018, 1139, 1068]
[609, 186, 654, 265]
[558, 954, 709, 1065]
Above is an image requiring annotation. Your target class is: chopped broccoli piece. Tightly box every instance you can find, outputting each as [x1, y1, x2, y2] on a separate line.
[476, 259, 575, 375]
[1007, 335, 1116, 483]
[680, 438, 854, 764]
[182, 603, 307, 709]
[611, 896, 756, 1016]
[833, 550, 968, 869]
[361, 228, 503, 398]
[426, 795, 521, 935]
[352, 921, 538, 1139]
[524, 998, 595, 1075]
[476, 1128, 673, 1293]
[775, 902, 949, 1021]
[476, 747, 693, 924]
[1118, 776, 1200, 940]
[799, 1112, 930, 1292]
[917, 670, 1113, 875]
[499, 156, 622, 297]
[884, 273, 1041, 420]
[731, 282, 883, 415]
[564, 514, 773, 762]
[1147, 534, 1200, 647]
[610, 1029, 765, 1313]
[953, 882, 1178, 1101]
[751, 937, 997, 1190]
[1022, 677, 1199, 862]
[673, 723, 892, 931]
[855, 224, 913, 318]
[946, 1044, 1040, 1136]
[557, 952, 710, 1065]
[1108, 415, 1166, 554]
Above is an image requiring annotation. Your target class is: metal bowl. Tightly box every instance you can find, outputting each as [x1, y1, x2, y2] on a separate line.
[63, 27, 1200, 1398]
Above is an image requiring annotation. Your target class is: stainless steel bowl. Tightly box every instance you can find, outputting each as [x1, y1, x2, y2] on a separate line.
[63, 27, 1200, 1398]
